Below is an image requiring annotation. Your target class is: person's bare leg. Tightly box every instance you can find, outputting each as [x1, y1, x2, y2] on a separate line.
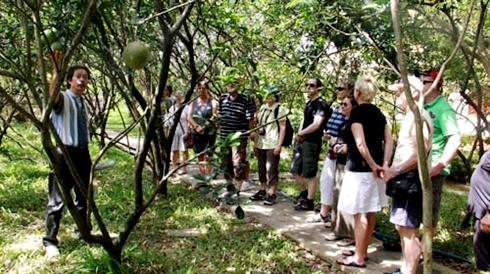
[396, 225, 406, 263]
[172, 151, 180, 168]
[398, 225, 421, 274]
[182, 150, 189, 172]
[307, 176, 317, 200]
[269, 184, 277, 195]
[198, 155, 206, 176]
[294, 175, 306, 192]
[320, 204, 331, 217]
[352, 213, 368, 264]
[367, 212, 376, 238]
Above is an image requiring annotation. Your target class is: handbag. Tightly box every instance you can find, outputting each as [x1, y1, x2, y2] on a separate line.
[178, 121, 193, 149]
[184, 132, 193, 148]
[385, 169, 422, 198]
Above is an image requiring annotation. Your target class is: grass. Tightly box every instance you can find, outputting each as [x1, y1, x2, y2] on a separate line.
[0, 125, 332, 274]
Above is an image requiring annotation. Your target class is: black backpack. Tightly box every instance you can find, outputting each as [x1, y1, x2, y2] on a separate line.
[274, 106, 294, 147]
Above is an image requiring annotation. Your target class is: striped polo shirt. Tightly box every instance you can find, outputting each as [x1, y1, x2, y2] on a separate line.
[51, 90, 90, 147]
[326, 104, 348, 138]
[218, 93, 255, 139]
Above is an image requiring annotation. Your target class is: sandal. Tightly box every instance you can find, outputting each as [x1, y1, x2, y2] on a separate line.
[336, 256, 366, 268]
[341, 250, 369, 261]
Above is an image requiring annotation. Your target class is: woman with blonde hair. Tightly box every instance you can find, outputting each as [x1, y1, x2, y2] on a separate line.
[336, 75, 393, 268]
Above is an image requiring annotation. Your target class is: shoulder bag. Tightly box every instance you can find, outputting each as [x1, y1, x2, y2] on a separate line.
[385, 169, 421, 198]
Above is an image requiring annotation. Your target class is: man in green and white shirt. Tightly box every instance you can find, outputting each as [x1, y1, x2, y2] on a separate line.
[251, 90, 287, 205]
[419, 69, 461, 233]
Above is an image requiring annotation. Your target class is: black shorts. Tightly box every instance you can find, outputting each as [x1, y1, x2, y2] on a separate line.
[290, 141, 321, 178]
[192, 132, 216, 156]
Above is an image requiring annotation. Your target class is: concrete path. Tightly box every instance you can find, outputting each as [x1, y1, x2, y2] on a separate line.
[102, 130, 458, 273]
[176, 167, 458, 274]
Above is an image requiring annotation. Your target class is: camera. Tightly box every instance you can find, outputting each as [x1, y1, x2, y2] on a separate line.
[258, 127, 266, 136]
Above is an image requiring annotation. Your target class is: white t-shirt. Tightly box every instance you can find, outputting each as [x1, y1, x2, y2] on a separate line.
[166, 104, 189, 135]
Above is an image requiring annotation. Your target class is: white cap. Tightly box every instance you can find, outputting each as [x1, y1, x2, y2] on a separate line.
[388, 75, 423, 93]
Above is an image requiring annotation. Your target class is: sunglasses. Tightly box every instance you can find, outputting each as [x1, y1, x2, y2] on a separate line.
[341, 102, 349, 107]
[336, 87, 345, 91]
[422, 80, 434, 85]
[305, 83, 316, 88]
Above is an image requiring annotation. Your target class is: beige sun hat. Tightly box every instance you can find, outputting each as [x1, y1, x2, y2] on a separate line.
[388, 75, 423, 93]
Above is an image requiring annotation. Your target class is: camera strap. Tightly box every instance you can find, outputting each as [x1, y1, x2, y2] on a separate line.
[259, 106, 276, 126]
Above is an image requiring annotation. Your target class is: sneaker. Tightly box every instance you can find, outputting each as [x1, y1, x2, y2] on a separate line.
[306, 213, 330, 223]
[324, 233, 342, 241]
[218, 184, 236, 200]
[336, 238, 355, 247]
[250, 190, 266, 201]
[43, 245, 60, 258]
[177, 169, 187, 175]
[263, 194, 277, 205]
[294, 190, 308, 206]
[294, 199, 314, 211]
[240, 181, 252, 191]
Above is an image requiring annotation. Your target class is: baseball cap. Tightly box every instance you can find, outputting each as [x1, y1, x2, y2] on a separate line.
[415, 69, 443, 84]
[264, 85, 281, 101]
[388, 75, 423, 93]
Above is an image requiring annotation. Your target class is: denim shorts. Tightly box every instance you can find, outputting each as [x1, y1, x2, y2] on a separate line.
[390, 192, 423, 228]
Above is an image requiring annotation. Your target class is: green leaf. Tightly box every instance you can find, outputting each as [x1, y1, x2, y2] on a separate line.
[235, 206, 245, 219]
[198, 185, 212, 195]
[226, 132, 242, 147]
[192, 174, 206, 181]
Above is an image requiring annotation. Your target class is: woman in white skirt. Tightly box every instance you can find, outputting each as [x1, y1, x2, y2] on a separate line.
[336, 75, 393, 268]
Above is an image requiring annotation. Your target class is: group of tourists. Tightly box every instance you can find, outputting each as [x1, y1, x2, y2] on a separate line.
[289, 72, 488, 273]
[41, 46, 489, 273]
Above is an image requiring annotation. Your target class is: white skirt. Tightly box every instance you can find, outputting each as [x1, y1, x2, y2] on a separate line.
[337, 171, 388, 214]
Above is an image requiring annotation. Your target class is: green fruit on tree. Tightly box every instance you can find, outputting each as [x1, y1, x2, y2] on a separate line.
[50, 41, 64, 51]
[122, 41, 150, 70]
[42, 27, 60, 45]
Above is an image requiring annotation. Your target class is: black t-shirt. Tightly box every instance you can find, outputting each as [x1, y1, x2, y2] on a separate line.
[302, 97, 328, 143]
[344, 103, 387, 172]
[337, 121, 349, 165]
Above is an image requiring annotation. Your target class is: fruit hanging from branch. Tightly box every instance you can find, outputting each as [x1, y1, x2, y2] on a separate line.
[122, 41, 150, 70]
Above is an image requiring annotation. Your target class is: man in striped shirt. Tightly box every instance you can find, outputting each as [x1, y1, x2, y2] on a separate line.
[43, 51, 92, 258]
[218, 75, 256, 196]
